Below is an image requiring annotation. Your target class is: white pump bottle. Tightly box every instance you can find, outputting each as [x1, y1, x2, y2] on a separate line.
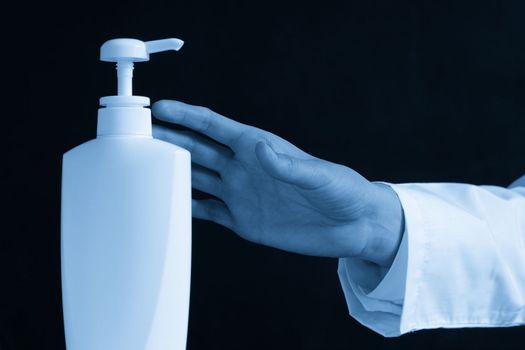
[61, 38, 191, 350]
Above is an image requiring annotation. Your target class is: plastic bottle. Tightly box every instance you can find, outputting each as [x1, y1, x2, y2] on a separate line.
[61, 38, 191, 350]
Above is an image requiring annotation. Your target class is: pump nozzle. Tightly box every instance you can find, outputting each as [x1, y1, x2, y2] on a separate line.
[100, 38, 184, 98]
[145, 39, 184, 55]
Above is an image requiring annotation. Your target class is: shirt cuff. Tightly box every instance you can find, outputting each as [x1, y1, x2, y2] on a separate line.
[367, 227, 408, 303]
[337, 216, 409, 337]
[390, 183, 525, 333]
[339, 181, 525, 337]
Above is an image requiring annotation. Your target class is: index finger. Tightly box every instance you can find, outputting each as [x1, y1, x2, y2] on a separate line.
[152, 100, 248, 148]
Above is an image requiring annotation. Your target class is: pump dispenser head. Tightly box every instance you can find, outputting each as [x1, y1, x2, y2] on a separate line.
[97, 38, 183, 136]
[99, 38, 184, 107]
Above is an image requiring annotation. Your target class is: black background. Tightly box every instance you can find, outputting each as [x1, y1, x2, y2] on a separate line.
[2, 0, 524, 349]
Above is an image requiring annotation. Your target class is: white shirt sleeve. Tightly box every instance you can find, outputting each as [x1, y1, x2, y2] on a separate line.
[338, 181, 525, 337]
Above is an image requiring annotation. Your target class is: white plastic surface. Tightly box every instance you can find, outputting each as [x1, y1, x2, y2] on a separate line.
[100, 96, 150, 107]
[117, 61, 134, 95]
[100, 38, 184, 99]
[97, 106, 152, 136]
[100, 38, 184, 62]
[61, 137, 191, 350]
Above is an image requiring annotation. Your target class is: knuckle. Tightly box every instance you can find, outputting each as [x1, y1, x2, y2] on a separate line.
[213, 150, 226, 170]
[179, 106, 190, 123]
[199, 107, 213, 132]
[285, 156, 296, 172]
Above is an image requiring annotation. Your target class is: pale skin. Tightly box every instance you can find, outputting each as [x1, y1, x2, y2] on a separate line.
[152, 100, 404, 267]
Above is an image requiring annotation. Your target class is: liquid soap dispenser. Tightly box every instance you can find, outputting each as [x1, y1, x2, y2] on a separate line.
[61, 38, 191, 350]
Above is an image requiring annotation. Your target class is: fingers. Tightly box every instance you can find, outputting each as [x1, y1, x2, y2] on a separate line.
[152, 100, 248, 148]
[255, 141, 331, 190]
[192, 164, 222, 198]
[153, 125, 232, 173]
[192, 199, 233, 230]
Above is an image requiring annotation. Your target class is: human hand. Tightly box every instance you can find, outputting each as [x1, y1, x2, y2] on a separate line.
[152, 100, 403, 266]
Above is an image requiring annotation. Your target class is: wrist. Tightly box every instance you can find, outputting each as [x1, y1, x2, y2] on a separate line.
[360, 182, 405, 267]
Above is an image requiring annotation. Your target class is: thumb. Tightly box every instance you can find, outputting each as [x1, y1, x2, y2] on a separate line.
[255, 141, 329, 190]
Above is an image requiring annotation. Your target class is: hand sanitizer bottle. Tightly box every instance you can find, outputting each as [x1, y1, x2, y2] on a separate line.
[61, 38, 191, 350]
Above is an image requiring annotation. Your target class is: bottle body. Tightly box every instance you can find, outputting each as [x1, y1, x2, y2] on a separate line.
[61, 135, 191, 350]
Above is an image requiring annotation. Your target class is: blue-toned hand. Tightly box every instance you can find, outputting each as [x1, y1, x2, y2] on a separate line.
[152, 100, 403, 266]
